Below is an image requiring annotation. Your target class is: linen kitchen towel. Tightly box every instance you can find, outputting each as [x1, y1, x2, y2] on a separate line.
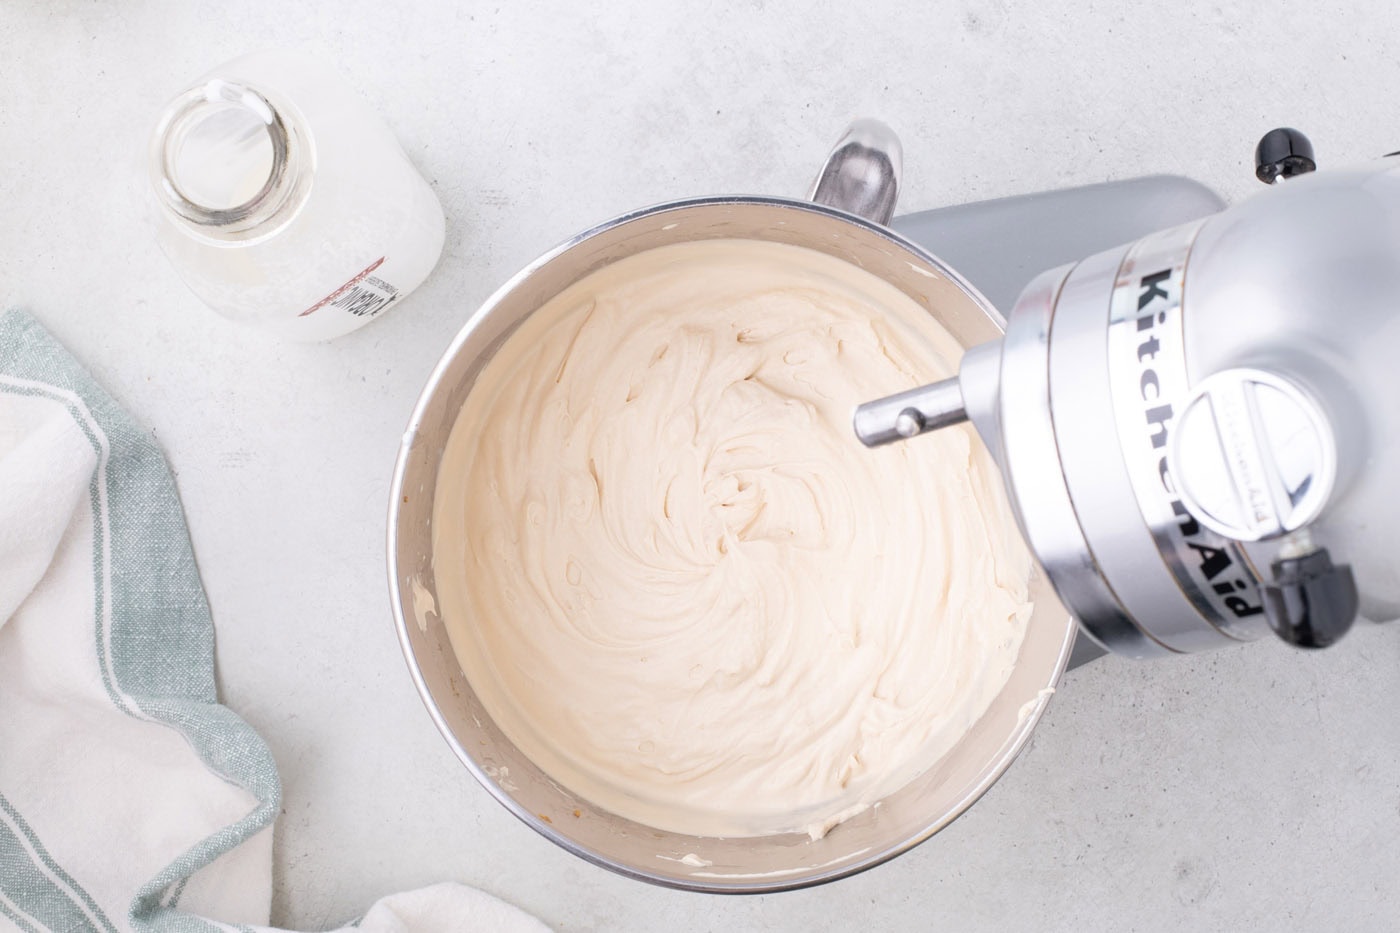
[0, 309, 545, 933]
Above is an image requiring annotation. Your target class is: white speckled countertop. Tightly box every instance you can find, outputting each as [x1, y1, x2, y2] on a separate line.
[4, 2, 1400, 929]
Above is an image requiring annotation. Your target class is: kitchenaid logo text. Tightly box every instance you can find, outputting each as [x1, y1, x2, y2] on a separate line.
[1131, 267, 1263, 619]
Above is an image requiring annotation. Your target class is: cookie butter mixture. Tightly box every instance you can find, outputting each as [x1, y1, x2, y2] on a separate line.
[433, 238, 1032, 839]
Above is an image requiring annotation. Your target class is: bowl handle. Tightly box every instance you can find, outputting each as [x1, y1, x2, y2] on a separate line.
[808, 119, 903, 226]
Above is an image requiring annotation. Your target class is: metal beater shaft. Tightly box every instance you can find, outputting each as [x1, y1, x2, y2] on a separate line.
[852, 376, 968, 447]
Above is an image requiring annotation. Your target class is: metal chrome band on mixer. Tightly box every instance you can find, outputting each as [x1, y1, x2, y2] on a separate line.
[992, 220, 1269, 657]
[1103, 223, 1267, 641]
[994, 265, 1169, 658]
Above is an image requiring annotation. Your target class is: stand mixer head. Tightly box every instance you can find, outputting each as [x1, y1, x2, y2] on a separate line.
[856, 130, 1394, 657]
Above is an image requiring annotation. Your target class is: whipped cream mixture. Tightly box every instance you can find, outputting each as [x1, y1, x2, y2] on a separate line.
[433, 238, 1032, 838]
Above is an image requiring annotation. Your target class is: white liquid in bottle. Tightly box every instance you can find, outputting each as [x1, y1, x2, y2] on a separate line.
[150, 51, 446, 341]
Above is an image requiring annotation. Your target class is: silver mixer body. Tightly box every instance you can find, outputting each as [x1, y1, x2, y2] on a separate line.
[858, 147, 1398, 657]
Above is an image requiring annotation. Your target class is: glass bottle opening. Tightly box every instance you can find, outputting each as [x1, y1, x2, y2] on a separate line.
[152, 79, 304, 235]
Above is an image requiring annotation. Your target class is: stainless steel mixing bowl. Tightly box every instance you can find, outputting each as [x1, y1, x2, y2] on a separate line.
[388, 121, 1077, 891]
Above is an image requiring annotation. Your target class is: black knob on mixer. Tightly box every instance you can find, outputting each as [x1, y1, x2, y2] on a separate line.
[1261, 548, 1359, 649]
[1255, 128, 1316, 184]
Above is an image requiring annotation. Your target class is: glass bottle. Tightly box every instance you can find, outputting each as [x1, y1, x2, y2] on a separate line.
[149, 51, 446, 341]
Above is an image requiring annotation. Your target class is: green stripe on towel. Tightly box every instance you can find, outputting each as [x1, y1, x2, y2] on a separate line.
[0, 794, 116, 933]
[0, 892, 47, 933]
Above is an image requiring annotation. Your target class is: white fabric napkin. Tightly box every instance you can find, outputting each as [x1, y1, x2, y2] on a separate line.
[0, 309, 546, 933]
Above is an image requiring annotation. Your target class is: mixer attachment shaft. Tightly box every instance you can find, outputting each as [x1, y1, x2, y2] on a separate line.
[852, 376, 968, 447]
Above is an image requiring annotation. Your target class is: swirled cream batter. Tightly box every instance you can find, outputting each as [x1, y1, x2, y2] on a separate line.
[433, 238, 1032, 838]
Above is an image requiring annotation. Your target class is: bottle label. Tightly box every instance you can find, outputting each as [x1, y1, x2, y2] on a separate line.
[300, 257, 400, 320]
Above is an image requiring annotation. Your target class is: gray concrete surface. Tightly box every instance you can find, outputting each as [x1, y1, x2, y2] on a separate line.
[4, 1, 1399, 930]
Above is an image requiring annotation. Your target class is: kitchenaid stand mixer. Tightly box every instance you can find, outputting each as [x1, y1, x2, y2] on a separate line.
[858, 129, 1391, 658]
